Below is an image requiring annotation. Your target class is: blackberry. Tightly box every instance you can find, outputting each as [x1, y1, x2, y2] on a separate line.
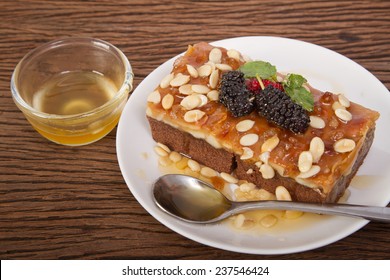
[219, 71, 255, 117]
[255, 86, 310, 134]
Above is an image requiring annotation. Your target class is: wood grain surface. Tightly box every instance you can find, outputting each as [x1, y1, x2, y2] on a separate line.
[1, 0, 389, 259]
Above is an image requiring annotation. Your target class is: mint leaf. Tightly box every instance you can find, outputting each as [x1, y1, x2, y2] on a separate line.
[284, 73, 307, 88]
[283, 74, 314, 111]
[239, 61, 277, 79]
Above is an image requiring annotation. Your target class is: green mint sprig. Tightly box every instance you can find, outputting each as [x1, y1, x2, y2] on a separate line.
[239, 61, 277, 80]
[282, 74, 314, 112]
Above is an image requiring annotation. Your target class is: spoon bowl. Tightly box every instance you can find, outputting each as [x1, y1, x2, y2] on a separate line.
[153, 174, 390, 223]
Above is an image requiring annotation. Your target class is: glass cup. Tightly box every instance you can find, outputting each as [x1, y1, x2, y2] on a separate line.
[11, 37, 133, 146]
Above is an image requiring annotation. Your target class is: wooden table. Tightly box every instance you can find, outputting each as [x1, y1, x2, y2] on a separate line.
[1, 0, 389, 259]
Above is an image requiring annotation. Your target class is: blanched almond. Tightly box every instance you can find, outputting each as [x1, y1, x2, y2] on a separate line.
[209, 48, 222, 63]
[161, 94, 174, 110]
[200, 166, 218, 178]
[240, 147, 254, 160]
[298, 151, 313, 173]
[332, 101, 345, 111]
[310, 116, 325, 129]
[207, 90, 219, 101]
[215, 63, 232, 71]
[209, 69, 219, 89]
[338, 94, 350, 108]
[192, 84, 210, 94]
[259, 151, 270, 164]
[187, 159, 201, 172]
[186, 64, 198, 78]
[160, 73, 174, 88]
[147, 90, 161, 104]
[227, 49, 240, 60]
[180, 94, 201, 110]
[260, 164, 275, 179]
[220, 172, 238, 184]
[334, 138, 356, 153]
[197, 64, 212, 77]
[183, 109, 205, 123]
[240, 133, 259, 146]
[275, 186, 292, 201]
[179, 84, 194, 95]
[236, 119, 255, 132]
[261, 135, 280, 153]
[169, 151, 182, 163]
[310, 137, 325, 163]
[335, 108, 352, 122]
[158, 156, 172, 167]
[156, 142, 171, 153]
[154, 146, 169, 157]
[239, 182, 256, 192]
[297, 165, 320, 179]
[170, 73, 190, 87]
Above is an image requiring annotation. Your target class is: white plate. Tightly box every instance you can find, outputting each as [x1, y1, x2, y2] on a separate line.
[116, 36, 390, 255]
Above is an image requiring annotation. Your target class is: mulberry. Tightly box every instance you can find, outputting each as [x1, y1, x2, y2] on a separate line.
[255, 86, 309, 134]
[219, 71, 255, 117]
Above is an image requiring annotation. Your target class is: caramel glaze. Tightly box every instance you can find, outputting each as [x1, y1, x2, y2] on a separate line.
[147, 42, 379, 194]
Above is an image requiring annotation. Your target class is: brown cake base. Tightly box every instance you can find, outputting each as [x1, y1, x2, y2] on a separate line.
[147, 116, 375, 203]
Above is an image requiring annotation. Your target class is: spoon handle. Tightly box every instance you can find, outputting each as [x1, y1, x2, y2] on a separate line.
[229, 200, 390, 222]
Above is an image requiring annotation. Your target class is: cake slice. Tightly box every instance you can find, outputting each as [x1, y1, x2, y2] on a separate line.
[146, 42, 379, 203]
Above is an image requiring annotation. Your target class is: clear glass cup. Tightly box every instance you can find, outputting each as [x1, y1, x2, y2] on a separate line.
[11, 37, 133, 146]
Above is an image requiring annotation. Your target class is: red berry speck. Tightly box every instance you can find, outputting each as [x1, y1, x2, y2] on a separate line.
[246, 78, 261, 92]
[263, 79, 284, 91]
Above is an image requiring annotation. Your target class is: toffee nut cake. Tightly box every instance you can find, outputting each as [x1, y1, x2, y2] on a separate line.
[146, 42, 379, 203]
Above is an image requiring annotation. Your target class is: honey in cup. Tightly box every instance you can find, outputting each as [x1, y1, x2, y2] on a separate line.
[11, 38, 133, 146]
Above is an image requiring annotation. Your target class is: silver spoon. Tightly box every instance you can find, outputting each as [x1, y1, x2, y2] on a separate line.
[153, 174, 390, 223]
